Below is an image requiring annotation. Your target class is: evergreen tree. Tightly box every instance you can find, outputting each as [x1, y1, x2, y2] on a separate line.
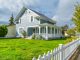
[72, 3, 80, 32]
[9, 13, 14, 25]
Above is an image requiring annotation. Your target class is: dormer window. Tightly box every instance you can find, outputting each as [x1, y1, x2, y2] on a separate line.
[31, 16, 33, 22]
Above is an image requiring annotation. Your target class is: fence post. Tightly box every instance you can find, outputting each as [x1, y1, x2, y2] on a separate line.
[47, 51, 51, 60]
[32, 57, 36, 60]
[77, 40, 80, 46]
[59, 44, 64, 60]
[38, 55, 42, 60]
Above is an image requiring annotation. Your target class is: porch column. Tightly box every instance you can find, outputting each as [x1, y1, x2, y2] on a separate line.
[54, 27, 55, 37]
[39, 26, 41, 35]
[59, 29, 61, 36]
[46, 26, 48, 40]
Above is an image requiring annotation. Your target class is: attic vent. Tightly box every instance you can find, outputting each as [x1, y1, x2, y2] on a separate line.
[25, 11, 27, 14]
[29, 11, 30, 13]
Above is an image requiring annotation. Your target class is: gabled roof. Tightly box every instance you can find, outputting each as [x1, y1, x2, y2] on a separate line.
[15, 7, 27, 21]
[29, 9, 56, 24]
[15, 6, 56, 24]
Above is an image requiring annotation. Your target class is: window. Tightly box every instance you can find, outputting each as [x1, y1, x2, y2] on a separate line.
[19, 28, 24, 34]
[41, 27, 45, 33]
[20, 19, 21, 24]
[55, 28, 57, 34]
[48, 27, 51, 34]
[36, 28, 39, 33]
[52, 28, 54, 34]
[31, 16, 33, 22]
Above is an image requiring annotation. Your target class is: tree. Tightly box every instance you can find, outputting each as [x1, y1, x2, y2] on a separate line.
[66, 28, 76, 37]
[0, 25, 8, 37]
[21, 30, 27, 38]
[9, 14, 14, 25]
[61, 25, 68, 35]
[72, 3, 80, 32]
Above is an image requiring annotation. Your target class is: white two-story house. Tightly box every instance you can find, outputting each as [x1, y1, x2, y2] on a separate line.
[15, 6, 63, 40]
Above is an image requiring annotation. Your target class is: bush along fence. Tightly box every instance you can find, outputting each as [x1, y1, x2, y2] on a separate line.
[32, 39, 80, 60]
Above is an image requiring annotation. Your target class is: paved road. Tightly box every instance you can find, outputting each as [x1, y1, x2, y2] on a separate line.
[77, 54, 80, 60]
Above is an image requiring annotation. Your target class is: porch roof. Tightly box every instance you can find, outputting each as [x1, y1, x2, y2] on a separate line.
[39, 23, 54, 26]
[28, 23, 61, 29]
[39, 23, 60, 28]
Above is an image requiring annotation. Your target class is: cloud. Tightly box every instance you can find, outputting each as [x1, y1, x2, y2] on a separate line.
[0, 0, 39, 21]
[0, 0, 80, 26]
[52, 0, 79, 26]
[0, 0, 59, 22]
[26, 0, 59, 17]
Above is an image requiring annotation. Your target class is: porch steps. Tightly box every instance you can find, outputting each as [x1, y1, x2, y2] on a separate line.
[26, 36, 32, 39]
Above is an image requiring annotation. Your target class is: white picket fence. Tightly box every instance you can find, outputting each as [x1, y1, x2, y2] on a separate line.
[32, 38, 80, 60]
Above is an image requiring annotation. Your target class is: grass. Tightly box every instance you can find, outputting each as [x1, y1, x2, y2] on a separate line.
[0, 38, 66, 60]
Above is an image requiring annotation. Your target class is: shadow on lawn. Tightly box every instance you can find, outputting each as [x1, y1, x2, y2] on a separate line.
[0, 37, 21, 39]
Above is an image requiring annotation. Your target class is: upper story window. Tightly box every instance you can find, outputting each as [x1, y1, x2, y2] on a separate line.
[16, 18, 21, 24]
[31, 16, 33, 22]
[20, 19, 21, 24]
[19, 28, 24, 34]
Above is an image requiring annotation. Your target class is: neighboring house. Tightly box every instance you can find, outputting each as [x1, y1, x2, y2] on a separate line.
[15, 6, 63, 40]
[0, 22, 16, 38]
[6, 25, 16, 38]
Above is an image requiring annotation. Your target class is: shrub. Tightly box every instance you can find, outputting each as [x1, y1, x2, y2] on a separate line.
[35, 35, 44, 40]
[21, 30, 27, 38]
[31, 34, 44, 40]
[32, 33, 36, 39]
[0, 25, 8, 37]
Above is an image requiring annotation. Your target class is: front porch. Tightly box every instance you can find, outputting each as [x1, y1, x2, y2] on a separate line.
[27, 23, 62, 40]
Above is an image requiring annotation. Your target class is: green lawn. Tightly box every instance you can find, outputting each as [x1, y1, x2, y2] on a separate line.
[0, 38, 65, 60]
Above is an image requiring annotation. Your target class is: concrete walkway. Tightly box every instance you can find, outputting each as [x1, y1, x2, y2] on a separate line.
[77, 54, 80, 60]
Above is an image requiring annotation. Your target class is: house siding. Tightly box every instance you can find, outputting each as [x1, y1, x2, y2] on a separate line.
[16, 9, 40, 36]
[15, 7, 62, 39]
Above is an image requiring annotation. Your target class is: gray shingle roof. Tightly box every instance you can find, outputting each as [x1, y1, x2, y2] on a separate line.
[15, 6, 56, 24]
[15, 7, 27, 21]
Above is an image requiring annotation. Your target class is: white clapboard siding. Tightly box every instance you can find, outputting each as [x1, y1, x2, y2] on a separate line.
[32, 38, 80, 60]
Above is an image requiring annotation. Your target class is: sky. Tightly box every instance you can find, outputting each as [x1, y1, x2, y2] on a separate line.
[0, 0, 80, 26]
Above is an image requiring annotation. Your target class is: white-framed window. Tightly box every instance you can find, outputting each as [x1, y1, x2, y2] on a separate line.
[55, 28, 57, 34]
[31, 16, 33, 22]
[18, 27, 24, 34]
[52, 28, 54, 34]
[19, 19, 21, 24]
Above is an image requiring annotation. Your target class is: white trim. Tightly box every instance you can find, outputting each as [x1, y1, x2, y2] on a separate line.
[39, 26, 41, 35]
[46, 26, 48, 40]
[18, 27, 24, 37]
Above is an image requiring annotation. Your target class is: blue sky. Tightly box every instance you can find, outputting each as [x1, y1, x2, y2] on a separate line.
[0, 0, 80, 26]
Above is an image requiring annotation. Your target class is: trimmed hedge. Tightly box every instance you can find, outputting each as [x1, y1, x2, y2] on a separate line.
[0, 25, 8, 37]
